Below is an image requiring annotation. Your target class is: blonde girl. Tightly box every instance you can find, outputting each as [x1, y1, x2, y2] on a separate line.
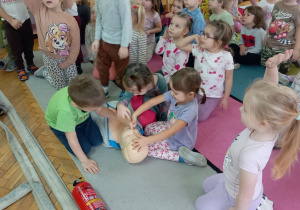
[129, 3, 147, 65]
[117, 63, 168, 128]
[177, 20, 234, 122]
[196, 49, 300, 210]
[130, 68, 207, 167]
[155, 12, 192, 83]
[142, 0, 162, 62]
[229, 6, 266, 66]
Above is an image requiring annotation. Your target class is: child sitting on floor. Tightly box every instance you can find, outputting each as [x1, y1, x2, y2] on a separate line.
[117, 63, 168, 128]
[195, 49, 300, 210]
[161, 0, 185, 28]
[155, 12, 192, 83]
[45, 74, 116, 174]
[130, 68, 207, 167]
[229, 6, 266, 66]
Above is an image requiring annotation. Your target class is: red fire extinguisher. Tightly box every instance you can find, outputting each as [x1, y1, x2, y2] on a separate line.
[72, 177, 107, 210]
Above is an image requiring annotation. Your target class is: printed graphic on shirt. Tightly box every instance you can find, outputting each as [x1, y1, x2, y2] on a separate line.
[242, 35, 255, 47]
[224, 150, 233, 169]
[269, 9, 294, 45]
[168, 110, 177, 125]
[45, 23, 71, 56]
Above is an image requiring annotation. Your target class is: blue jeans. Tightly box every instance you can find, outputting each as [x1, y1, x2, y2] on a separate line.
[50, 115, 103, 155]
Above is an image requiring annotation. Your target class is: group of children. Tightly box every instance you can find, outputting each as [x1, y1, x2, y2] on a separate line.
[0, 0, 300, 209]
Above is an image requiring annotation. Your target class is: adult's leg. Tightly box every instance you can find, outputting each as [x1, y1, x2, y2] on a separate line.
[96, 40, 111, 86]
[20, 18, 34, 66]
[198, 96, 221, 122]
[3, 21, 24, 69]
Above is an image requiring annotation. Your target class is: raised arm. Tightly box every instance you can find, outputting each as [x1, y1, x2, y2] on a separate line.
[176, 34, 200, 52]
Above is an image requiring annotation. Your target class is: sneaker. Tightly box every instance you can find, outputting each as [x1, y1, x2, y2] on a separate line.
[234, 63, 240, 70]
[6, 60, 16, 72]
[278, 72, 290, 86]
[179, 146, 207, 167]
[27, 64, 38, 74]
[17, 69, 28, 81]
[34, 66, 47, 78]
[0, 60, 6, 70]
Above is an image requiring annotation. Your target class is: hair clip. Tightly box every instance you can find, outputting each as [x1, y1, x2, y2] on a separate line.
[224, 45, 228, 48]
[133, 5, 138, 8]
[189, 17, 192, 19]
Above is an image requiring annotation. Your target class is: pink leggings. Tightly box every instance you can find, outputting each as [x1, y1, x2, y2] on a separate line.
[131, 95, 156, 128]
[144, 121, 180, 162]
[195, 173, 262, 210]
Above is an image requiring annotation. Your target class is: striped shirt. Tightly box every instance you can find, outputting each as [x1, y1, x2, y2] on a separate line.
[129, 30, 147, 65]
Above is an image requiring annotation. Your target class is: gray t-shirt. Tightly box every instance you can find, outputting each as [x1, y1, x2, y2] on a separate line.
[164, 91, 198, 151]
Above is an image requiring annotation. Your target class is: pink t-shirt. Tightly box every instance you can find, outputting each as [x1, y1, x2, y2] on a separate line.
[223, 128, 277, 200]
[145, 11, 161, 44]
[192, 45, 234, 98]
[155, 37, 189, 83]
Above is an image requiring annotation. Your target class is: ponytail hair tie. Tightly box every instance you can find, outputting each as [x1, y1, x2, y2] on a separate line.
[133, 5, 138, 8]
[189, 17, 192, 19]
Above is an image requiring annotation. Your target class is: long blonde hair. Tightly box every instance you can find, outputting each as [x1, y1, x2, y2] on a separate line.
[131, 3, 145, 34]
[246, 80, 300, 180]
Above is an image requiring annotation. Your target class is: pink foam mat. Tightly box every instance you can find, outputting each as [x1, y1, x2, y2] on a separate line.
[147, 54, 163, 73]
[195, 97, 300, 209]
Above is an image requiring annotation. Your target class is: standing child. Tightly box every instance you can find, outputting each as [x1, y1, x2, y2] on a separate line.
[181, 0, 206, 67]
[208, 0, 236, 44]
[251, 0, 279, 30]
[195, 49, 300, 210]
[92, 0, 132, 95]
[142, 0, 162, 62]
[155, 12, 191, 83]
[117, 63, 168, 128]
[129, 3, 147, 65]
[0, 0, 38, 81]
[85, 6, 97, 62]
[177, 20, 234, 122]
[260, 0, 300, 74]
[227, 0, 242, 33]
[23, 0, 80, 90]
[131, 68, 207, 166]
[229, 6, 266, 66]
[161, 0, 185, 28]
[46, 74, 116, 174]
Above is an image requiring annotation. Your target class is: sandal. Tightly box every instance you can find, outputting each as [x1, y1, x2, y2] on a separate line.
[27, 64, 38, 74]
[17, 69, 28, 81]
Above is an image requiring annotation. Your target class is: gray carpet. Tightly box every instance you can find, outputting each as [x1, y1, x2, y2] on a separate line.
[25, 51, 216, 210]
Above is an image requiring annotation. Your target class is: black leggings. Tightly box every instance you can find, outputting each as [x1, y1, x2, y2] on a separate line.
[229, 43, 261, 65]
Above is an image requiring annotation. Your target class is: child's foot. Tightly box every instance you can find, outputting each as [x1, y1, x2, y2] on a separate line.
[278, 72, 290, 86]
[6, 60, 17, 72]
[17, 69, 28, 81]
[179, 146, 207, 167]
[27, 64, 39, 74]
[76, 65, 83, 75]
[0, 60, 7, 70]
[234, 63, 240, 70]
[34, 66, 47, 78]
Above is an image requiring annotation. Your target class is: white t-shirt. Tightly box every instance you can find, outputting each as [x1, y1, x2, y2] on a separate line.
[65, 3, 78, 16]
[223, 128, 277, 200]
[192, 45, 234, 98]
[257, 0, 276, 29]
[0, 0, 29, 23]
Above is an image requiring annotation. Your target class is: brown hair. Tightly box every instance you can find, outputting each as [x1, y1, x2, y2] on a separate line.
[170, 68, 206, 104]
[208, 20, 233, 53]
[151, 0, 160, 13]
[68, 74, 106, 108]
[173, 0, 185, 9]
[245, 80, 300, 180]
[76, 0, 89, 6]
[217, 0, 233, 9]
[244, 6, 267, 30]
[173, 12, 193, 35]
[131, 3, 146, 34]
[122, 63, 155, 92]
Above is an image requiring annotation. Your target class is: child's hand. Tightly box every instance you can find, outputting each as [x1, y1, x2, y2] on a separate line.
[132, 136, 148, 152]
[81, 159, 99, 175]
[59, 62, 69, 69]
[130, 113, 138, 129]
[92, 40, 100, 52]
[195, 35, 202, 49]
[162, 27, 171, 40]
[239, 45, 247, 56]
[292, 49, 299, 62]
[219, 97, 229, 112]
[9, 18, 22, 30]
[266, 49, 294, 69]
[145, 30, 151, 35]
[118, 47, 129, 59]
[165, 12, 173, 18]
[117, 104, 131, 119]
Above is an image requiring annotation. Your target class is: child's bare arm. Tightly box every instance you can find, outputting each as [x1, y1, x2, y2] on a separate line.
[176, 34, 199, 52]
[264, 49, 294, 83]
[146, 21, 162, 35]
[0, 7, 22, 30]
[131, 120, 187, 151]
[65, 131, 99, 174]
[292, 27, 300, 62]
[220, 70, 233, 112]
[95, 107, 117, 119]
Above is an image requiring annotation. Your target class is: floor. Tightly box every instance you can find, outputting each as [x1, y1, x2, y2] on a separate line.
[0, 39, 83, 209]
